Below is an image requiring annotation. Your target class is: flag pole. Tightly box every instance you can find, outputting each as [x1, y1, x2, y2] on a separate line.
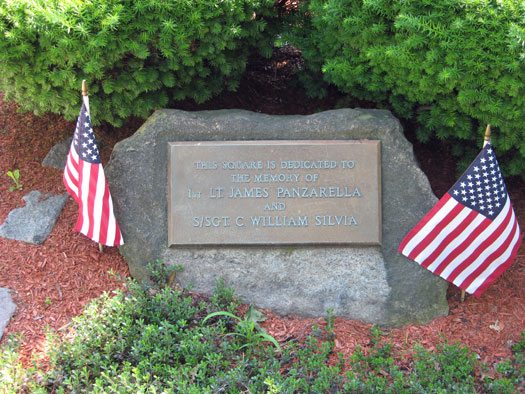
[82, 80, 104, 254]
[483, 124, 491, 147]
[82, 79, 88, 97]
[460, 124, 491, 302]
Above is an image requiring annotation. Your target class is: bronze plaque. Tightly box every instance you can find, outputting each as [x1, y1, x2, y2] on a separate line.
[168, 140, 381, 245]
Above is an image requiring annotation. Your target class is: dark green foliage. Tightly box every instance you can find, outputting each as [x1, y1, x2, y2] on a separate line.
[43, 282, 270, 392]
[203, 305, 282, 353]
[1, 280, 522, 392]
[145, 259, 183, 289]
[0, 0, 277, 126]
[343, 326, 406, 393]
[287, 0, 525, 177]
[210, 278, 238, 313]
[0, 336, 28, 394]
[484, 331, 525, 393]
[411, 343, 477, 393]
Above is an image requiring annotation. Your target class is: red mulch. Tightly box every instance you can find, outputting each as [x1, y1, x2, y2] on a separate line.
[0, 94, 131, 363]
[0, 86, 524, 370]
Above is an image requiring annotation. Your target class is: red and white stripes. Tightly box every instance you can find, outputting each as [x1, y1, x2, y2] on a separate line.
[399, 193, 521, 296]
[63, 96, 123, 247]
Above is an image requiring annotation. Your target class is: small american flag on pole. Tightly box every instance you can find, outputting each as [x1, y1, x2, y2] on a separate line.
[398, 140, 521, 296]
[63, 94, 123, 247]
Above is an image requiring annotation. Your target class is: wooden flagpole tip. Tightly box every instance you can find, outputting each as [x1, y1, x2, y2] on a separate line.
[98, 243, 104, 253]
[82, 80, 88, 96]
[484, 124, 491, 142]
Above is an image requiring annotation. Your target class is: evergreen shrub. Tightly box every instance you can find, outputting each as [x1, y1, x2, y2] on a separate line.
[0, 0, 277, 125]
[288, 0, 525, 177]
[1, 277, 523, 391]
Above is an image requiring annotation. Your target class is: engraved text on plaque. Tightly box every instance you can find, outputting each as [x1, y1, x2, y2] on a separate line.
[168, 140, 381, 245]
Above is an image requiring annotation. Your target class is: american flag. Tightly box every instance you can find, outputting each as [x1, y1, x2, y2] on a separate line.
[63, 96, 123, 247]
[398, 143, 521, 296]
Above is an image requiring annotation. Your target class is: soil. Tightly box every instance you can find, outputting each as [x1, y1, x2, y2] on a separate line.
[0, 47, 524, 371]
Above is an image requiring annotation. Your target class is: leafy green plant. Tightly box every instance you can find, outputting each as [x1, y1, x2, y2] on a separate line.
[484, 331, 525, 393]
[344, 327, 406, 393]
[34, 282, 286, 392]
[0, 335, 43, 394]
[0, 336, 26, 394]
[287, 0, 525, 178]
[203, 305, 282, 352]
[209, 278, 238, 312]
[411, 342, 477, 393]
[146, 259, 183, 289]
[2, 279, 522, 392]
[6, 169, 22, 192]
[0, 0, 278, 126]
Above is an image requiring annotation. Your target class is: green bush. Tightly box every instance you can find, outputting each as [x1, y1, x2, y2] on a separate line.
[484, 331, 525, 393]
[3, 277, 524, 392]
[288, 0, 525, 177]
[0, 336, 28, 394]
[411, 343, 477, 393]
[0, 261, 520, 392]
[0, 0, 277, 126]
[37, 281, 343, 393]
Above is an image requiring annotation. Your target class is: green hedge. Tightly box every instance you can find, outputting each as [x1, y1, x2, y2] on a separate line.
[2, 279, 523, 392]
[0, 0, 276, 126]
[288, 0, 525, 177]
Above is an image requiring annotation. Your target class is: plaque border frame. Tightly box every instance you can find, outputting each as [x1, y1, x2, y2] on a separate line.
[168, 140, 382, 246]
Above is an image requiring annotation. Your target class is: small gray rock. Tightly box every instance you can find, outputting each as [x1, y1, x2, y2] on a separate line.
[0, 191, 68, 244]
[0, 288, 16, 340]
[42, 137, 72, 169]
[42, 136, 105, 169]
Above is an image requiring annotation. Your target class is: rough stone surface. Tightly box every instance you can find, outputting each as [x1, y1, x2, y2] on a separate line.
[106, 109, 449, 326]
[42, 137, 72, 169]
[0, 191, 68, 244]
[0, 288, 16, 340]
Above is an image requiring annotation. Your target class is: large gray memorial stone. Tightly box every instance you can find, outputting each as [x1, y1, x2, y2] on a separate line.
[106, 108, 449, 326]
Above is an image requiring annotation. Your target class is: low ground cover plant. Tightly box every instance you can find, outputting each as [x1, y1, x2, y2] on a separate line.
[287, 0, 525, 177]
[1, 270, 523, 393]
